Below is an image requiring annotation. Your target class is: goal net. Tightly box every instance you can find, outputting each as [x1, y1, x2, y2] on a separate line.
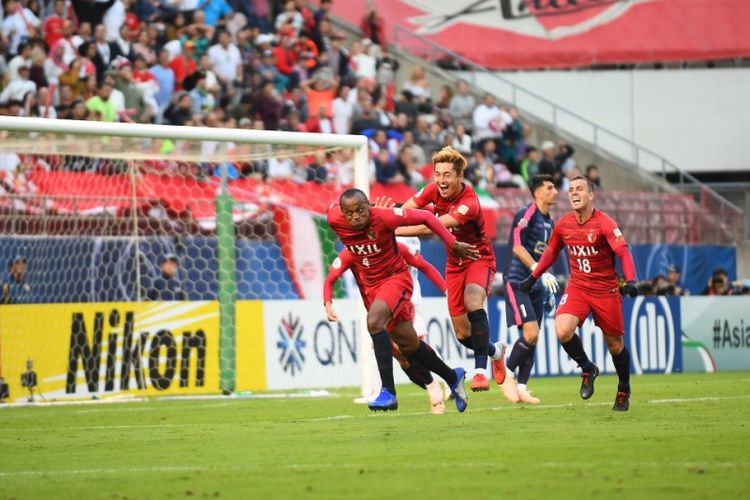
[0, 116, 371, 403]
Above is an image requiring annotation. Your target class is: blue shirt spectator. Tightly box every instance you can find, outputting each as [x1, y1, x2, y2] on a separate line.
[1, 256, 32, 304]
[149, 49, 176, 110]
[203, 0, 234, 27]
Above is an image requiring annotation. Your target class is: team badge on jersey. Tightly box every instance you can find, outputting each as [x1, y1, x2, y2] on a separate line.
[587, 230, 596, 243]
[367, 230, 377, 240]
[456, 204, 469, 215]
[393, 207, 405, 217]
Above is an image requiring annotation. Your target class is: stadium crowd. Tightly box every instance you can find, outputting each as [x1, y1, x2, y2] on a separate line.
[0, 0, 593, 190]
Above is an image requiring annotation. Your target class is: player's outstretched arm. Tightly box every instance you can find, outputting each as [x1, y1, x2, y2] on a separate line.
[520, 229, 563, 292]
[400, 245, 447, 293]
[323, 250, 352, 320]
[402, 209, 480, 260]
[614, 245, 638, 297]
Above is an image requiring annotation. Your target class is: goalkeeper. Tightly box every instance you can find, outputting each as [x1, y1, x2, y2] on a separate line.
[497, 175, 559, 404]
[323, 242, 449, 415]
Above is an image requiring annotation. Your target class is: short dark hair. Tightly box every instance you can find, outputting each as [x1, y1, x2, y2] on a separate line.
[339, 188, 368, 206]
[571, 175, 594, 192]
[529, 174, 554, 196]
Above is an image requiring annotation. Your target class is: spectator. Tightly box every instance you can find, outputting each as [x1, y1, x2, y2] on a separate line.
[92, 23, 122, 83]
[703, 267, 732, 296]
[403, 64, 429, 100]
[112, 59, 153, 122]
[254, 79, 282, 130]
[28, 47, 49, 90]
[350, 40, 376, 81]
[396, 144, 422, 187]
[556, 141, 576, 175]
[103, 0, 127, 42]
[169, 40, 197, 91]
[1, 255, 31, 304]
[7, 43, 32, 83]
[55, 84, 77, 118]
[586, 164, 602, 190]
[0, 64, 36, 103]
[350, 98, 379, 135]
[71, 0, 116, 29]
[114, 24, 134, 61]
[666, 265, 688, 296]
[538, 140, 561, 186]
[402, 130, 426, 167]
[132, 28, 157, 65]
[451, 123, 472, 155]
[207, 29, 241, 96]
[651, 275, 675, 296]
[561, 165, 582, 191]
[274, 1, 303, 35]
[143, 254, 186, 301]
[374, 148, 406, 185]
[472, 93, 505, 142]
[163, 90, 193, 125]
[332, 84, 353, 134]
[1, 0, 41, 55]
[359, 5, 386, 48]
[85, 80, 118, 122]
[149, 49, 176, 118]
[49, 21, 78, 71]
[42, 0, 68, 48]
[306, 103, 333, 133]
[203, 0, 234, 28]
[519, 145, 539, 184]
[327, 31, 349, 81]
[448, 79, 475, 133]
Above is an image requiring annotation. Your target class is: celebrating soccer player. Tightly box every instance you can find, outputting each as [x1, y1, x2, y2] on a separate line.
[327, 188, 477, 412]
[324, 242, 448, 414]
[399, 146, 505, 392]
[519, 176, 638, 411]
[500, 174, 559, 404]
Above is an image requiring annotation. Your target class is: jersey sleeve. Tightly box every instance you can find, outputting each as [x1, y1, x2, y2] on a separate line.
[411, 183, 435, 208]
[323, 249, 352, 303]
[601, 213, 628, 251]
[511, 204, 537, 247]
[448, 192, 481, 225]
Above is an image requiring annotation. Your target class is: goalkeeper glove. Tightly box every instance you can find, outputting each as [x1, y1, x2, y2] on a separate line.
[519, 275, 537, 293]
[544, 289, 556, 314]
[541, 272, 559, 294]
[621, 281, 638, 298]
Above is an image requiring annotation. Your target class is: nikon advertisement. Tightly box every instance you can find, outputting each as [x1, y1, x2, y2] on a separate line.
[1, 302, 220, 402]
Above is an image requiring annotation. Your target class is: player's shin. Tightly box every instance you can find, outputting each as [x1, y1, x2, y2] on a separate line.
[372, 331, 396, 393]
[611, 347, 631, 393]
[507, 337, 533, 373]
[517, 343, 536, 385]
[409, 341, 457, 386]
[402, 360, 433, 390]
[467, 309, 490, 372]
[560, 334, 595, 373]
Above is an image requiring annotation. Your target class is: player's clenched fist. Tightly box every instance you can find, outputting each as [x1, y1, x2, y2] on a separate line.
[621, 281, 638, 298]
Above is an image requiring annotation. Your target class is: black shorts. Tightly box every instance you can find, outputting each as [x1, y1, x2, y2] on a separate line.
[505, 282, 544, 328]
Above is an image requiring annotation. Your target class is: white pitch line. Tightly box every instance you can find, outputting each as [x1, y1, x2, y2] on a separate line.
[2, 461, 749, 478]
[648, 394, 750, 404]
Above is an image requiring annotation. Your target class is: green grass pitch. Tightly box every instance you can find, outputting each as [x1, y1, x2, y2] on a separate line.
[1, 372, 749, 499]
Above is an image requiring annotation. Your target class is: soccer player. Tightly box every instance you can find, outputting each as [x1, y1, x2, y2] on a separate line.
[327, 188, 477, 412]
[324, 242, 448, 414]
[400, 146, 505, 392]
[520, 176, 638, 411]
[499, 174, 559, 404]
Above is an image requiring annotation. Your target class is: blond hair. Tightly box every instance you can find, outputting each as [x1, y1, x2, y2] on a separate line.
[432, 146, 467, 175]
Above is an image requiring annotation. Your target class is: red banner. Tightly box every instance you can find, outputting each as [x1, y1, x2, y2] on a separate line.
[332, 0, 750, 69]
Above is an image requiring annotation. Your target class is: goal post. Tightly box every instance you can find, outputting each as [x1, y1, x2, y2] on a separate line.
[0, 116, 374, 401]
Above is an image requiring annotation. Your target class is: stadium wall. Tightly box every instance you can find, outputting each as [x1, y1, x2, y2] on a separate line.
[465, 68, 750, 173]
[3, 296, 747, 403]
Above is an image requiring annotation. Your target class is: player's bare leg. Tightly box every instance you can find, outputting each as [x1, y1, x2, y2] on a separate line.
[604, 334, 631, 411]
[556, 313, 599, 400]
[367, 299, 399, 411]
[394, 346, 445, 414]
[391, 320, 468, 412]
